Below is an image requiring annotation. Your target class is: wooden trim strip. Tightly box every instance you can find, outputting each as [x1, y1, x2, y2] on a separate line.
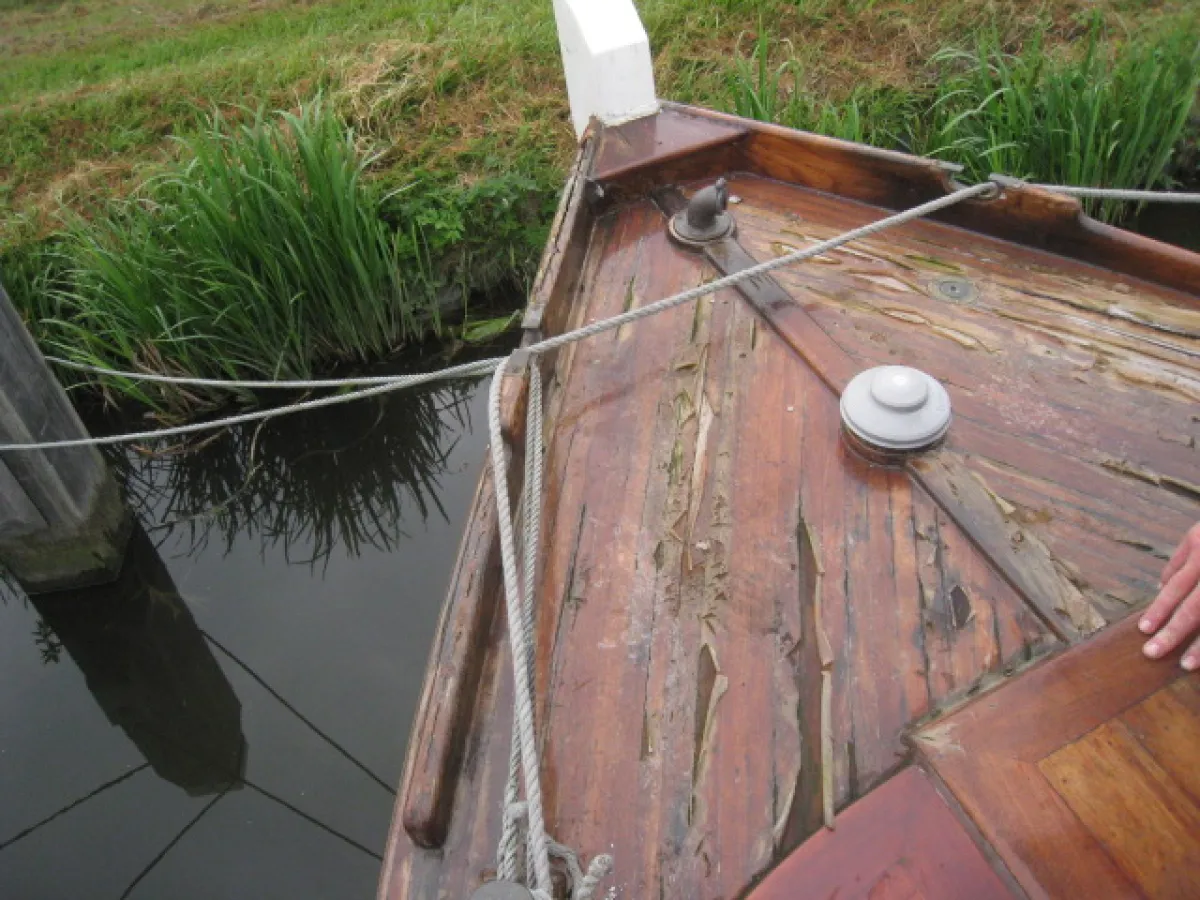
[395, 136, 600, 849]
[523, 137, 597, 338]
[396, 367, 529, 849]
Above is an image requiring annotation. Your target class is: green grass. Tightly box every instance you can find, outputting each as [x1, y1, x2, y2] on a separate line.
[729, 15, 1200, 220]
[24, 100, 554, 416]
[37, 101, 430, 414]
[1, 0, 1197, 414]
[921, 18, 1200, 219]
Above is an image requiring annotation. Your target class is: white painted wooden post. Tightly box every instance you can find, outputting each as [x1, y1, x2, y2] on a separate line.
[552, 0, 658, 138]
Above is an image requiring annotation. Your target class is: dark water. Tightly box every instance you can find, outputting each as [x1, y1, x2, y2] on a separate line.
[0, 356, 498, 899]
[1130, 203, 1200, 253]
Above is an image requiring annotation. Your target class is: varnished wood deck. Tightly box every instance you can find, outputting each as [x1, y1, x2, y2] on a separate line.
[381, 107, 1200, 899]
[917, 618, 1200, 899]
[745, 767, 1016, 900]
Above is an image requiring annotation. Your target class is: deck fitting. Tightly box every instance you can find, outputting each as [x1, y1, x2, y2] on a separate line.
[932, 276, 979, 305]
[670, 177, 735, 247]
[840, 365, 951, 457]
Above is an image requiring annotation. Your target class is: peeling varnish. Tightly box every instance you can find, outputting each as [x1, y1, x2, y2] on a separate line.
[800, 519, 835, 831]
[913, 722, 963, 756]
[1157, 430, 1196, 450]
[616, 277, 641, 342]
[986, 304, 1199, 371]
[1106, 303, 1200, 341]
[685, 390, 714, 562]
[1100, 457, 1200, 502]
[967, 469, 1106, 634]
[880, 307, 993, 351]
[850, 272, 920, 294]
[771, 239, 839, 265]
[991, 273, 1200, 341]
[689, 641, 729, 827]
[904, 253, 965, 275]
[1112, 362, 1200, 405]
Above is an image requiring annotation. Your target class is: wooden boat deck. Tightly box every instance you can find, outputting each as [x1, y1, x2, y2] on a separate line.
[381, 106, 1200, 899]
[918, 616, 1200, 899]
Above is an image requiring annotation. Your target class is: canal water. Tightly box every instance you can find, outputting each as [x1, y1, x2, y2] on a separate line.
[0, 350, 502, 899]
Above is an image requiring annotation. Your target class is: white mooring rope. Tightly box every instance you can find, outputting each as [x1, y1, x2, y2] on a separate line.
[43, 356, 459, 389]
[0, 358, 505, 452]
[1031, 184, 1200, 204]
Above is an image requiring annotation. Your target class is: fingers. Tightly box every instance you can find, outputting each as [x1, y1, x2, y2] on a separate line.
[1160, 522, 1200, 586]
[1142, 580, 1200, 663]
[1140, 558, 1200, 636]
[1185, 633, 1200, 673]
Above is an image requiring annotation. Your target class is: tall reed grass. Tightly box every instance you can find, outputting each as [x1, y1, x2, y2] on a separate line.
[33, 100, 438, 414]
[729, 17, 1200, 221]
[921, 19, 1200, 220]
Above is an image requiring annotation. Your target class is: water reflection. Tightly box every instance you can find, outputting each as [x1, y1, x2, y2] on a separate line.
[0, 365, 495, 899]
[106, 377, 477, 566]
[32, 525, 246, 797]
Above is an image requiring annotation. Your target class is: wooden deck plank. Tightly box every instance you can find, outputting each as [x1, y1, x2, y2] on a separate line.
[746, 767, 1016, 900]
[917, 617, 1200, 900]
[1039, 719, 1200, 899]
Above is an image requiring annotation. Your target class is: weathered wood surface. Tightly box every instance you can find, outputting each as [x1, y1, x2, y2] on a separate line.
[633, 104, 1200, 297]
[381, 108, 1200, 899]
[916, 617, 1200, 899]
[591, 106, 745, 184]
[393, 366, 528, 849]
[729, 174, 1200, 627]
[746, 767, 1016, 900]
[523, 139, 597, 340]
[382, 192, 1062, 899]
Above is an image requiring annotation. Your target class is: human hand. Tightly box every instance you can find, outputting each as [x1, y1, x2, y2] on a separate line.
[1140, 522, 1200, 671]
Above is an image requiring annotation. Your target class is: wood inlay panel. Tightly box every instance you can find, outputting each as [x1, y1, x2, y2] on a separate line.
[918, 617, 1200, 900]
[747, 767, 1016, 900]
[1040, 719, 1200, 899]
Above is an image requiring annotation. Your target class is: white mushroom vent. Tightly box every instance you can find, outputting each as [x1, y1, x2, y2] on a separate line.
[840, 365, 951, 451]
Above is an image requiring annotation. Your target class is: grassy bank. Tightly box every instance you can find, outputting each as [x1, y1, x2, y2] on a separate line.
[729, 15, 1199, 220]
[1, 0, 1197, 413]
[11, 100, 552, 414]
